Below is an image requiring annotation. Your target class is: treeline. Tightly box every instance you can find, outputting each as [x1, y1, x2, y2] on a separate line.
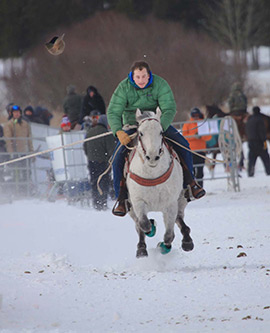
[2, 12, 244, 121]
[0, 0, 270, 60]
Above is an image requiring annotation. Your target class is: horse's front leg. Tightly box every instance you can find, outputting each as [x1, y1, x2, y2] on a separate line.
[132, 200, 152, 234]
[129, 207, 148, 258]
[158, 205, 177, 254]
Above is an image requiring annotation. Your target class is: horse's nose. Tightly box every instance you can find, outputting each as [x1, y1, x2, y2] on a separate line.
[146, 155, 160, 162]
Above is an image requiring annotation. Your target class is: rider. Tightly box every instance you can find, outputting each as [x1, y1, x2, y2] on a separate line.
[107, 61, 205, 216]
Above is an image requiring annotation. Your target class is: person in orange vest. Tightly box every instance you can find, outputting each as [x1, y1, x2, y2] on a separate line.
[182, 108, 212, 187]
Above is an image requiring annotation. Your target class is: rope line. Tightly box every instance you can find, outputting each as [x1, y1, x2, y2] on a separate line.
[0, 130, 226, 170]
[0, 131, 114, 167]
[164, 136, 225, 163]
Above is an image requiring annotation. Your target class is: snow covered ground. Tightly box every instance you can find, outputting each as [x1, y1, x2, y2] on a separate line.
[0, 46, 270, 333]
[1, 143, 270, 333]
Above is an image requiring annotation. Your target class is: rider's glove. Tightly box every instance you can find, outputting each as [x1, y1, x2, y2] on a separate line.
[116, 130, 131, 146]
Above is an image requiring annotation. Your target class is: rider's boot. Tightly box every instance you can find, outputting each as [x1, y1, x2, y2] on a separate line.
[112, 179, 128, 217]
[181, 159, 206, 200]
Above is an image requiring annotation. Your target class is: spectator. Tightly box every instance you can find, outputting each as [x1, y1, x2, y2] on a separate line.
[35, 105, 53, 125]
[83, 114, 116, 210]
[6, 102, 14, 120]
[60, 115, 72, 133]
[3, 105, 34, 191]
[89, 110, 100, 127]
[0, 124, 8, 182]
[182, 108, 212, 187]
[245, 106, 270, 177]
[228, 82, 248, 115]
[23, 105, 43, 124]
[63, 85, 82, 129]
[82, 116, 92, 131]
[79, 86, 106, 124]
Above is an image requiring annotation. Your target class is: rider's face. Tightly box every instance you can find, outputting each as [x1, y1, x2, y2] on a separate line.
[133, 68, 150, 89]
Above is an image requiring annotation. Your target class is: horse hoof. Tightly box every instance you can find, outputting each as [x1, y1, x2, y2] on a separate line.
[145, 219, 156, 237]
[182, 240, 194, 252]
[136, 248, 148, 258]
[157, 242, 171, 255]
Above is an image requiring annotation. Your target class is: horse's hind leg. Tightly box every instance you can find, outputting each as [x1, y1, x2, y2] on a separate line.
[176, 214, 194, 252]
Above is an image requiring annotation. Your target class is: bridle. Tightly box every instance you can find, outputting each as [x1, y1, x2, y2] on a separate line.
[137, 118, 164, 159]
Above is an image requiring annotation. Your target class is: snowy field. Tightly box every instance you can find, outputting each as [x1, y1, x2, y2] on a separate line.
[1, 47, 270, 333]
[1, 144, 270, 333]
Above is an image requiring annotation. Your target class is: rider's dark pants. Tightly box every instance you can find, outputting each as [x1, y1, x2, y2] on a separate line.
[112, 125, 194, 198]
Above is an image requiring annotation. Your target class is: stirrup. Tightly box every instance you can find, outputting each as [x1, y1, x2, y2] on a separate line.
[191, 182, 206, 199]
[184, 183, 206, 201]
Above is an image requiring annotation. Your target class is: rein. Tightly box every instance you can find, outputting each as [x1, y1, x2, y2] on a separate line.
[97, 124, 225, 194]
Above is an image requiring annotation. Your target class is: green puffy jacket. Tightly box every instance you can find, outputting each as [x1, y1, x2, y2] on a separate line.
[107, 74, 176, 135]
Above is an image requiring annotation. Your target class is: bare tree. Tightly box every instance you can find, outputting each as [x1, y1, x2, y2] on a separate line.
[202, 0, 264, 69]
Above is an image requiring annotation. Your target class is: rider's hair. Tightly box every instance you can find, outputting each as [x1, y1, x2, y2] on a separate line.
[131, 61, 151, 75]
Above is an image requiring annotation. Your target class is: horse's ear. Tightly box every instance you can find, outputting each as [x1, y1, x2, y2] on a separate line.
[156, 107, 162, 120]
[136, 108, 142, 120]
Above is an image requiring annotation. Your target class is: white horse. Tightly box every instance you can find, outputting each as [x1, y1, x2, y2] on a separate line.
[126, 108, 194, 257]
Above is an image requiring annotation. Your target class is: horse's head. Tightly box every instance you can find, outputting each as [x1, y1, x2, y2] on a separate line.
[136, 108, 164, 167]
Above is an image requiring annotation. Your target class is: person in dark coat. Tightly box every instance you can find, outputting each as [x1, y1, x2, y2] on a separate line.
[228, 82, 248, 115]
[23, 106, 44, 124]
[79, 86, 106, 124]
[245, 106, 270, 177]
[62, 85, 82, 129]
[83, 114, 116, 210]
[35, 105, 53, 125]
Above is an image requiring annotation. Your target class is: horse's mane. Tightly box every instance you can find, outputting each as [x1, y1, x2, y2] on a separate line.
[137, 111, 157, 124]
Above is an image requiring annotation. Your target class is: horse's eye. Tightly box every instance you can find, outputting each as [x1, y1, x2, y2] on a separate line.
[139, 132, 143, 137]
[160, 131, 163, 136]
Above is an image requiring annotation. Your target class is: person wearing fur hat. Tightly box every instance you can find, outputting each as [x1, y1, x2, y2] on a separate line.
[3, 105, 34, 191]
[79, 86, 106, 125]
[83, 115, 116, 210]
